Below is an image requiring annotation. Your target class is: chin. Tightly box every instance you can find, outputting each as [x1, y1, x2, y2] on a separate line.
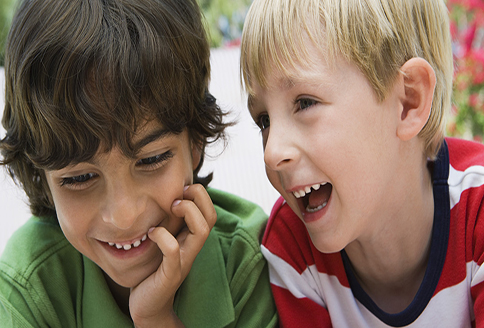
[111, 261, 162, 288]
[309, 235, 347, 255]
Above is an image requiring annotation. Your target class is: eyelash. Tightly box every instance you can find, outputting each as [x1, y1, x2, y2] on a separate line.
[135, 151, 173, 169]
[60, 173, 98, 187]
[297, 98, 316, 111]
[255, 98, 317, 131]
[60, 151, 174, 187]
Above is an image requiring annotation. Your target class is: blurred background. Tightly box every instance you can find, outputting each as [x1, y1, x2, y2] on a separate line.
[0, 0, 483, 255]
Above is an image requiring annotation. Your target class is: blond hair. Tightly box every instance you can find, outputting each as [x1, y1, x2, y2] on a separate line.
[241, 0, 453, 159]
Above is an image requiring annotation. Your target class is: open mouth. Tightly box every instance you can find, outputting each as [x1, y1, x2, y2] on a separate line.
[293, 182, 332, 213]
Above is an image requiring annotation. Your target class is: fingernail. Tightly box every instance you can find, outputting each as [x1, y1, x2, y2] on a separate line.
[148, 227, 155, 234]
[173, 199, 182, 207]
[183, 185, 189, 191]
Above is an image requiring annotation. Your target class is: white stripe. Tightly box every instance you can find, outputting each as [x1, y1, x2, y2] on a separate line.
[262, 245, 367, 327]
[470, 260, 484, 287]
[448, 164, 484, 209]
[261, 245, 326, 307]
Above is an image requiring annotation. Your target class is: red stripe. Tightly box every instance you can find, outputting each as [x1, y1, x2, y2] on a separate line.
[271, 284, 332, 328]
[472, 281, 484, 327]
[447, 137, 484, 172]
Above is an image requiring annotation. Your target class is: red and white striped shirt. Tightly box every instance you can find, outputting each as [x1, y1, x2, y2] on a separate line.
[262, 138, 484, 327]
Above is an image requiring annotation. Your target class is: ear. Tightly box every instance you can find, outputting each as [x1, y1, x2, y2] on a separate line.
[396, 57, 436, 141]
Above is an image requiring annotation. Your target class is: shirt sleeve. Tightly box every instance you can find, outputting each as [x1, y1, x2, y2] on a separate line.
[0, 256, 71, 328]
[187, 188, 279, 328]
[220, 207, 278, 328]
[470, 193, 484, 327]
[0, 275, 42, 328]
[226, 242, 278, 328]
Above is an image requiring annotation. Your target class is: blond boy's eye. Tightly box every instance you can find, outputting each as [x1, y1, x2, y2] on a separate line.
[298, 98, 316, 110]
[258, 114, 270, 130]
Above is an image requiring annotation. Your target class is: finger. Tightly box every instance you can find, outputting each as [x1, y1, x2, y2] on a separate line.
[147, 227, 182, 286]
[182, 184, 217, 229]
[171, 199, 211, 246]
[170, 199, 212, 271]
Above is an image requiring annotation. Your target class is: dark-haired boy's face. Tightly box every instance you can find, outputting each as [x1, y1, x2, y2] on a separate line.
[44, 122, 200, 288]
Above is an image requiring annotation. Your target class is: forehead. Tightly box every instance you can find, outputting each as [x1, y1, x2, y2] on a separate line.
[244, 28, 338, 94]
[247, 45, 338, 107]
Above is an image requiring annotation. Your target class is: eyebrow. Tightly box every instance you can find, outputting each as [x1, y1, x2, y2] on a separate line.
[132, 127, 173, 151]
[59, 128, 173, 169]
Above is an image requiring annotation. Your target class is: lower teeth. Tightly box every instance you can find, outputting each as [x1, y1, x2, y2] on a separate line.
[306, 201, 327, 213]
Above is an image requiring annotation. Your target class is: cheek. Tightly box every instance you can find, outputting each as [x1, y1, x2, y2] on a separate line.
[265, 168, 282, 192]
[147, 165, 191, 206]
[52, 192, 92, 233]
[46, 179, 95, 233]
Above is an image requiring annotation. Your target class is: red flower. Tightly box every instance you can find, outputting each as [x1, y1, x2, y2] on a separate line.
[463, 23, 477, 55]
[469, 94, 479, 107]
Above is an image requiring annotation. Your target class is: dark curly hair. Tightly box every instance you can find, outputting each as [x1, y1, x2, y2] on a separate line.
[1, 0, 230, 218]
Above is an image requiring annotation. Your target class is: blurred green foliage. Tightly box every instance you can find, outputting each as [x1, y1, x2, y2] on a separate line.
[198, 0, 253, 47]
[0, 0, 15, 66]
[446, 0, 484, 142]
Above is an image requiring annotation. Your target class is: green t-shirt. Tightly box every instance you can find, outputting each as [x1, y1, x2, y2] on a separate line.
[0, 188, 277, 327]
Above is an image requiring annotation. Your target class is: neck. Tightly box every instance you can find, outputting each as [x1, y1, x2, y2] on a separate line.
[345, 155, 434, 313]
[103, 272, 131, 316]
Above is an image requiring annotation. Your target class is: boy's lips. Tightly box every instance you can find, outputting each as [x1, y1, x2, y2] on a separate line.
[291, 182, 332, 215]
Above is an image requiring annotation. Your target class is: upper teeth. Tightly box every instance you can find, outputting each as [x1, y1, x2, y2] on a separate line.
[108, 234, 147, 250]
[293, 183, 326, 199]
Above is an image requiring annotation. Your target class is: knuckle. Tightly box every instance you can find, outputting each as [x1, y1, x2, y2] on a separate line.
[190, 183, 204, 192]
[199, 219, 212, 237]
[186, 183, 204, 196]
[163, 238, 180, 255]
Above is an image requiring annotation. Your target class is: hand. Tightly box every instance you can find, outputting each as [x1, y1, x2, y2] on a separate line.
[129, 184, 217, 327]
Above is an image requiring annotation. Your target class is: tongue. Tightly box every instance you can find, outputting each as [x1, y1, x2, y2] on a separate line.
[308, 183, 332, 209]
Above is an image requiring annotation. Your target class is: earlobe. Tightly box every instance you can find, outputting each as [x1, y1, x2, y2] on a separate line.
[396, 58, 436, 141]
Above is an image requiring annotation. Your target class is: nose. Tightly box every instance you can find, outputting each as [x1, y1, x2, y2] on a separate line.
[263, 120, 299, 172]
[101, 178, 147, 230]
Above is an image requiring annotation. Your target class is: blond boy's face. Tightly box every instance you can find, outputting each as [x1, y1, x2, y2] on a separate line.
[44, 123, 199, 288]
[248, 42, 405, 253]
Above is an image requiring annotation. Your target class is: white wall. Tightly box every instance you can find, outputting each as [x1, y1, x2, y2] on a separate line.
[0, 48, 280, 255]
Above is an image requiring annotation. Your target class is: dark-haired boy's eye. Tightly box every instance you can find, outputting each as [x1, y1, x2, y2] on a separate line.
[298, 98, 316, 110]
[61, 173, 97, 186]
[258, 114, 270, 130]
[136, 151, 173, 168]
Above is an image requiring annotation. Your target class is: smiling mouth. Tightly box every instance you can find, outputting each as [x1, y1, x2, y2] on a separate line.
[293, 182, 332, 213]
[107, 234, 148, 251]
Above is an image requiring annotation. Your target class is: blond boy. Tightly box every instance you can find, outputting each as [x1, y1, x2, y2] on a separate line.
[241, 0, 484, 326]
